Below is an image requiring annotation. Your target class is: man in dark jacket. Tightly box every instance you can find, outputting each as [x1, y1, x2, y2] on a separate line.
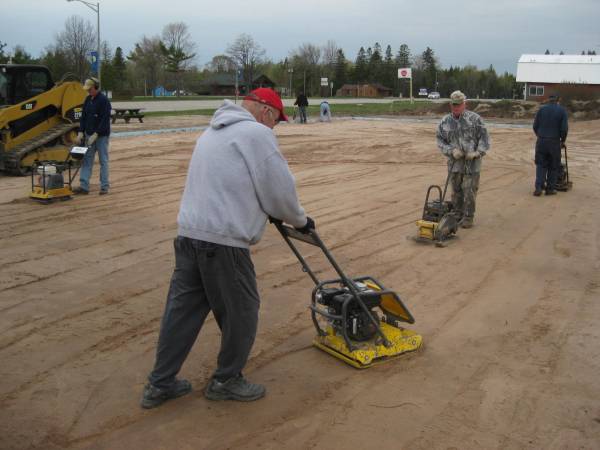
[532, 94, 568, 196]
[74, 77, 112, 195]
[294, 91, 309, 123]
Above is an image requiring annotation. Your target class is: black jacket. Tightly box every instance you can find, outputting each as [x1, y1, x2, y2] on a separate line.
[80, 91, 112, 136]
[294, 94, 308, 107]
[533, 102, 568, 142]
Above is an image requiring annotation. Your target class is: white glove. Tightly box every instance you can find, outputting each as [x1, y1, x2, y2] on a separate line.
[87, 133, 98, 146]
[452, 148, 464, 160]
[76, 132, 84, 145]
[466, 151, 481, 160]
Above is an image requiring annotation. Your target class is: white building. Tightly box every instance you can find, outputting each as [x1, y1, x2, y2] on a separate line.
[516, 54, 600, 101]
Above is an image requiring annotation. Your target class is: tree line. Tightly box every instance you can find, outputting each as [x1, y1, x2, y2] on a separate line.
[2, 16, 526, 99]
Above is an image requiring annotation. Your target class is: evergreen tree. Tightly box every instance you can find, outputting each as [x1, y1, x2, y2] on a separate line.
[333, 48, 348, 94]
[544, 49, 550, 55]
[383, 44, 395, 90]
[113, 47, 127, 92]
[395, 44, 411, 68]
[421, 46, 438, 91]
[0, 41, 7, 64]
[369, 42, 382, 83]
[12, 45, 36, 64]
[354, 47, 368, 83]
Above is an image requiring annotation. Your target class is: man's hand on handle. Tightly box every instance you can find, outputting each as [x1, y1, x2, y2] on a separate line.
[452, 148, 464, 160]
[87, 132, 99, 146]
[295, 216, 315, 234]
[465, 150, 482, 160]
[269, 216, 315, 234]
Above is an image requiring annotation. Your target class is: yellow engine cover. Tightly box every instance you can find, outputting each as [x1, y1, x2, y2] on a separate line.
[313, 322, 422, 369]
[416, 219, 437, 240]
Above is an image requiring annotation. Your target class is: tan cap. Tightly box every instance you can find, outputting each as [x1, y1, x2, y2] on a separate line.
[83, 78, 99, 91]
[450, 90, 466, 104]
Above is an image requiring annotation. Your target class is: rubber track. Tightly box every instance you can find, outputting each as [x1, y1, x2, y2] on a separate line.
[2, 122, 77, 174]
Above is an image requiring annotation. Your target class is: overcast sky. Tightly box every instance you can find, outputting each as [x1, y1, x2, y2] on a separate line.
[2, 0, 599, 74]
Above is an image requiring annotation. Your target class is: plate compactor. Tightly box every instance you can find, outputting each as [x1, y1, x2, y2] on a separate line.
[272, 220, 422, 369]
[556, 144, 573, 192]
[29, 146, 88, 203]
[415, 162, 460, 247]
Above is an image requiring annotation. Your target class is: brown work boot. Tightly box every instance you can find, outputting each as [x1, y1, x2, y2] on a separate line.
[533, 189, 542, 197]
[461, 217, 474, 229]
[73, 187, 89, 195]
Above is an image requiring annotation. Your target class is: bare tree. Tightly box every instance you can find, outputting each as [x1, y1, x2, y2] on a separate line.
[289, 43, 321, 95]
[207, 54, 237, 72]
[55, 15, 96, 81]
[226, 34, 266, 93]
[128, 35, 165, 96]
[322, 40, 338, 67]
[161, 22, 196, 96]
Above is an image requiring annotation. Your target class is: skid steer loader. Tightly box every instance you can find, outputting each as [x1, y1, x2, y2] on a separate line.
[0, 64, 86, 175]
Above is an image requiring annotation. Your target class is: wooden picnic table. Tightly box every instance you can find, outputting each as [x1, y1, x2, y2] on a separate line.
[112, 108, 145, 124]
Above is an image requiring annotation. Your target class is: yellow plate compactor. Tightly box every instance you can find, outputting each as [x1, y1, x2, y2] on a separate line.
[272, 220, 422, 369]
[30, 146, 88, 203]
[416, 162, 459, 247]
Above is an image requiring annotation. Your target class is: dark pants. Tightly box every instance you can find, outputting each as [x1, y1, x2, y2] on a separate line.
[451, 172, 480, 219]
[299, 106, 307, 123]
[148, 236, 260, 388]
[535, 138, 561, 191]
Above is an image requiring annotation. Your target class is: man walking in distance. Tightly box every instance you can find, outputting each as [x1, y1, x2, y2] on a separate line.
[74, 77, 111, 195]
[532, 94, 568, 196]
[436, 90, 490, 229]
[294, 91, 309, 123]
[141, 88, 314, 408]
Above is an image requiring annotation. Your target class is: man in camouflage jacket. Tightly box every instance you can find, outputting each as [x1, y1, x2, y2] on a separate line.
[436, 90, 490, 228]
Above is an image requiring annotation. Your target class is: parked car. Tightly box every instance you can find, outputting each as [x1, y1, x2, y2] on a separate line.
[428, 91, 441, 99]
[418, 88, 428, 97]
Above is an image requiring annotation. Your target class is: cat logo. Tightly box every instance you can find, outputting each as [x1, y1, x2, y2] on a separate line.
[21, 101, 37, 111]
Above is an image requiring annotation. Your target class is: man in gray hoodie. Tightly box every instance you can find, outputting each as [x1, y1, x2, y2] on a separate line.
[141, 88, 313, 408]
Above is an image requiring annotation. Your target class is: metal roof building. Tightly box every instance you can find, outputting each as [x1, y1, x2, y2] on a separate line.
[516, 54, 600, 101]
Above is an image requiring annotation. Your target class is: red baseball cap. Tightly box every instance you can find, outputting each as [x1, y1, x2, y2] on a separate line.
[244, 88, 288, 122]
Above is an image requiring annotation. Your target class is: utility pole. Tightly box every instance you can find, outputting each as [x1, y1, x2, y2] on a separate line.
[303, 70, 306, 95]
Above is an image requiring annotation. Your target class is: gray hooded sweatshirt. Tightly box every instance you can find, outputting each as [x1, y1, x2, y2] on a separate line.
[177, 100, 307, 248]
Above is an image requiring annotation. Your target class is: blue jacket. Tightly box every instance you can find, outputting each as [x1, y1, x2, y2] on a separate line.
[80, 91, 111, 136]
[533, 102, 568, 142]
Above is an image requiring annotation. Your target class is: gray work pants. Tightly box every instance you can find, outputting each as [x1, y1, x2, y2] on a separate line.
[450, 172, 480, 219]
[148, 236, 260, 388]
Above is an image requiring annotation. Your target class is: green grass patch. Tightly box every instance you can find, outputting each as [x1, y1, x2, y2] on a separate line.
[145, 109, 217, 117]
[144, 101, 439, 118]
[287, 101, 435, 117]
[132, 96, 234, 101]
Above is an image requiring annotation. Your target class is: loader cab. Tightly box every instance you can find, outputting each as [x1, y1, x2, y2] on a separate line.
[0, 65, 54, 107]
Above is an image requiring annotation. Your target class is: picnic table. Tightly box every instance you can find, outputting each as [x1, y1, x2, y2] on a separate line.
[112, 108, 145, 124]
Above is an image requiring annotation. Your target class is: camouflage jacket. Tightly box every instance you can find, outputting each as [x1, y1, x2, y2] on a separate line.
[436, 110, 490, 173]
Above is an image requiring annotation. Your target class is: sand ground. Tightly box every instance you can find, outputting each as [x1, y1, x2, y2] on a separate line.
[1, 116, 599, 450]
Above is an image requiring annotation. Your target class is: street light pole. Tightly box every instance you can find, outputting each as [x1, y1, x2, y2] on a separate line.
[67, 0, 101, 89]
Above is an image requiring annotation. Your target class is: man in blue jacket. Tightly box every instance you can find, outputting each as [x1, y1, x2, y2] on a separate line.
[141, 88, 314, 409]
[74, 77, 112, 195]
[532, 94, 568, 196]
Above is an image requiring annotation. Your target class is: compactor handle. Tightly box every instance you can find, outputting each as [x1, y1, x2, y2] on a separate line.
[271, 217, 355, 290]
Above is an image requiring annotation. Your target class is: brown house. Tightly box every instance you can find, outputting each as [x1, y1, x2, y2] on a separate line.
[199, 73, 276, 96]
[336, 83, 393, 98]
[516, 54, 600, 101]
